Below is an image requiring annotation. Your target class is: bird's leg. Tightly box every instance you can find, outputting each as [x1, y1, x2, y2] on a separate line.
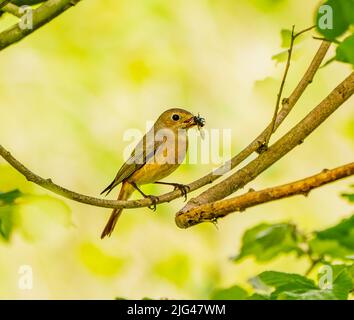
[131, 182, 159, 211]
[154, 181, 190, 201]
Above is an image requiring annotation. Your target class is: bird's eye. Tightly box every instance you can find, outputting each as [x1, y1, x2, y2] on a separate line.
[172, 114, 180, 121]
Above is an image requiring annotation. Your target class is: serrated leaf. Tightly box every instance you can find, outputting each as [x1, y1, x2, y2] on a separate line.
[277, 289, 337, 300]
[336, 34, 354, 67]
[211, 285, 248, 300]
[331, 265, 353, 299]
[256, 271, 316, 291]
[310, 215, 354, 260]
[233, 223, 303, 262]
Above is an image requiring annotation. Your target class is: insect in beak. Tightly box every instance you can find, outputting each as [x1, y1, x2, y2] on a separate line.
[194, 114, 205, 128]
[194, 113, 206, 139]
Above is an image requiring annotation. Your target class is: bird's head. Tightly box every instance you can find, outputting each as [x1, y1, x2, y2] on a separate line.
[155, 108, 205, 131]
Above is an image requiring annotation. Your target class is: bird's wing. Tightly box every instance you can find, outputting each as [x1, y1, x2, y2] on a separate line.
[101, 131, 164, 196]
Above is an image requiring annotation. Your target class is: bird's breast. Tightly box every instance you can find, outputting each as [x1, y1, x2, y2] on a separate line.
[128, 131, 189, 185]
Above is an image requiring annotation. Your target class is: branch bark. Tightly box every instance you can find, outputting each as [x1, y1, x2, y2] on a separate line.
[0, 0, 81, 51]
[175, 163, 354, 228]
[178, 72, 354, 215]
[2, 3, 22, 18]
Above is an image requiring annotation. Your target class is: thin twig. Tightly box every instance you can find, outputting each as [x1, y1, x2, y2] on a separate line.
[265, 25, 316, 147]
[304, 258, 322, 276]
[294, 25, 316, 40]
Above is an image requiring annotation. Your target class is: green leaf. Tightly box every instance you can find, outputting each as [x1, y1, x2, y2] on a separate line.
[336, 34, 354, 66]
[310, 239, 353, 260]
[310, 215, 354, 260]
[253, 271, 345, 300]
[277, 289, 337, 300]
[272, 50, 289, 63]
[340, 0, 354, 25]
[341, 185, 354, 203]
[0, 189, 23, 206]
[246, 293, 270, 300]
[330, 265, 353, 299]
[256, 271, 317, 292]
[315, 0, 352, 40]
[233, 223, 303, 262]
[0, 206, 15, 241]
[0, 190, 23, 241]
[280, 29, 292, 48]
[211, 285, 248, 300]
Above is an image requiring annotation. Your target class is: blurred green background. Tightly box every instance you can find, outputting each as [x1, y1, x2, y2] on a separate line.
[0, 0, 353, 299]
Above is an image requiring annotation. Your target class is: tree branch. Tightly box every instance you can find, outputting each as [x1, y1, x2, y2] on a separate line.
[0, 42, 342, 213]
[0, 0, 11, 10]
[1, 3, 22, 18]
[175, 162, 354, 228]
[178, 72, 354, 215]
[1, 71, 352, 214]
[0, 0, 82, 51]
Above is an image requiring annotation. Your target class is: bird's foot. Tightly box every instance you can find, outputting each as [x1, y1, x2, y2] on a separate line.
[147, 195, 159, 211]
[172, 183, 190, 201]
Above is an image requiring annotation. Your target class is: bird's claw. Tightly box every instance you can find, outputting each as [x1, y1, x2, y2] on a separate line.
[173, 184, 190, 201]
[147, 195, 159, 211]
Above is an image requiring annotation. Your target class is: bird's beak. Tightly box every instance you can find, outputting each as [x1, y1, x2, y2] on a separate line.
[183, 116, 197, 128]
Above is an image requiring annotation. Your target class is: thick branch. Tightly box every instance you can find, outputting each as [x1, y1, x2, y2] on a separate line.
[0, 0, 81, 51]
[175, 163, 354, 228]
[178, 72, 354, 214]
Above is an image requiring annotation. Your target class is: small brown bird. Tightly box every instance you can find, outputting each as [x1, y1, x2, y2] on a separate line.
[100, 108, 205, 238]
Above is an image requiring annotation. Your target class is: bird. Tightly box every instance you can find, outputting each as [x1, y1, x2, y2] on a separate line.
[100, 108, 205, 239]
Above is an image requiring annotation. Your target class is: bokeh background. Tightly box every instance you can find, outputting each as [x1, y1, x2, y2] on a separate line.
[0, 0, 353, 299]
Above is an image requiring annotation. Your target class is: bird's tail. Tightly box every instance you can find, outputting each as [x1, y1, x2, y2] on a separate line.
[100, 182, 134, 239]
